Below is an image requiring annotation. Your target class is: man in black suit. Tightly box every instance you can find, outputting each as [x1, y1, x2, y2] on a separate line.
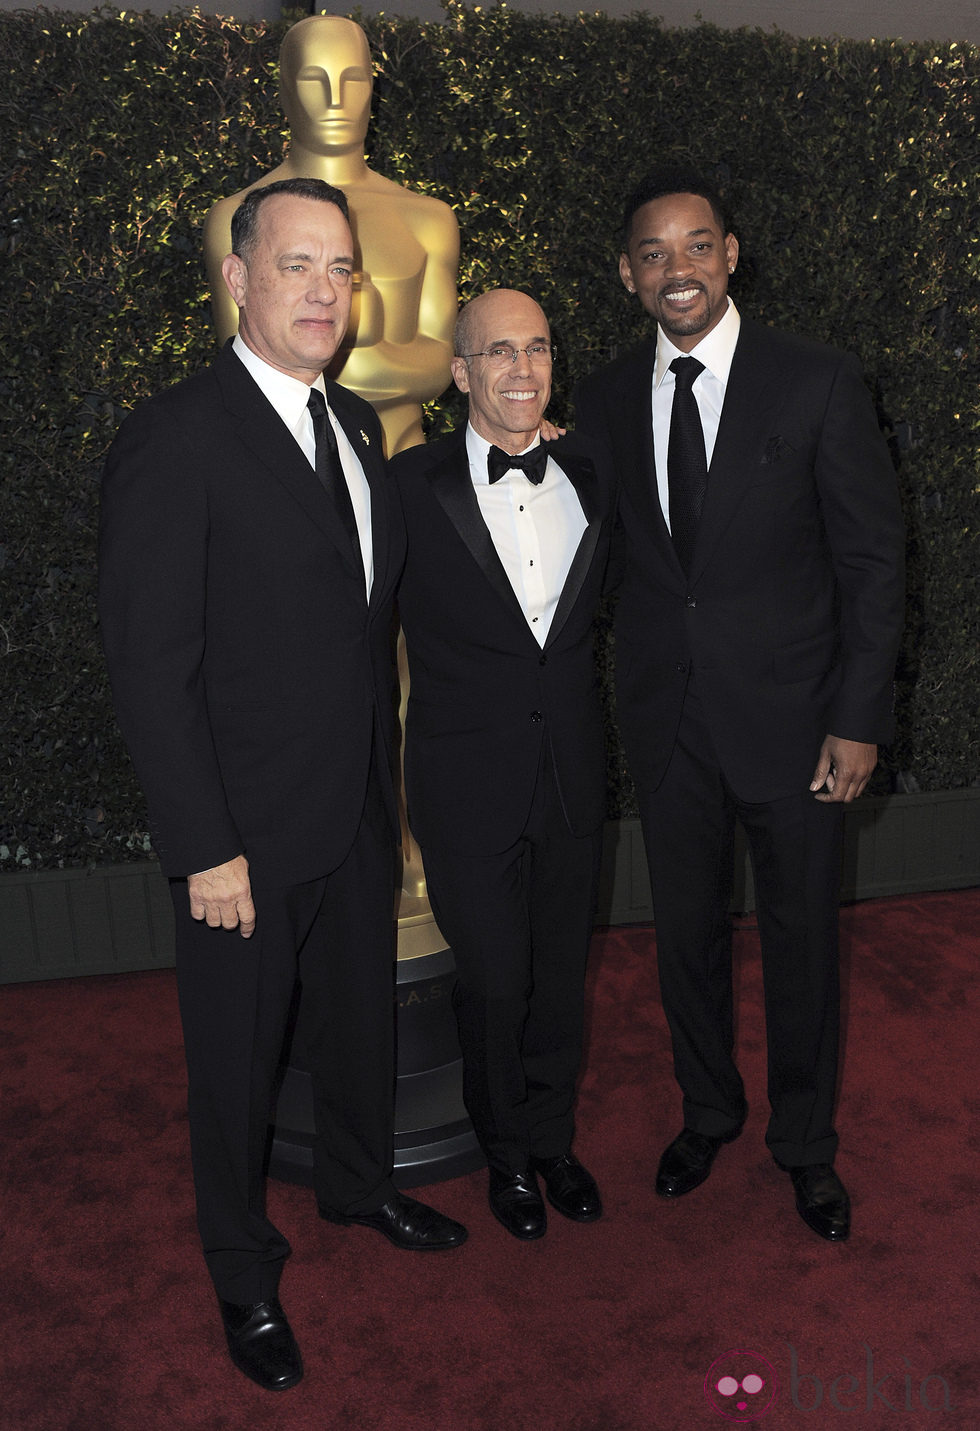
[98, 178, 466, 1393]
[391, 290, 614, 1239]
[574, 170, 904, 1241]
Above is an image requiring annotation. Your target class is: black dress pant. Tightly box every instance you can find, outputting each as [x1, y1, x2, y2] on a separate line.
[171, 769, 397, 1304]
[421, 748, 601, 1175]
[635, 686, 844, 1168]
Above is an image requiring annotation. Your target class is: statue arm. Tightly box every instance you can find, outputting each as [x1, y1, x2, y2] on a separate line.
[338, 206, 459, 404]
[202, 196, 242, 344]
[415, 205, 460, 346]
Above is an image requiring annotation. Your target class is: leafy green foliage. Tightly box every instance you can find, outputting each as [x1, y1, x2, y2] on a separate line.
[1, 5, 976, 868]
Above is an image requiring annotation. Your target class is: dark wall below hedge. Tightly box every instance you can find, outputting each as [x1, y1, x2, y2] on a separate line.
[1, 5, 977, 871]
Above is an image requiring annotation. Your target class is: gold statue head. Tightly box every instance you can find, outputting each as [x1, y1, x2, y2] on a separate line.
[279, 16, 374, 156]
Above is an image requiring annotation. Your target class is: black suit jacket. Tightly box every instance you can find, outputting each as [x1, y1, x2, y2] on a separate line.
[391, 430, 615, 855]
[575, 318, 905, 802]
[98, 341, 405, 882]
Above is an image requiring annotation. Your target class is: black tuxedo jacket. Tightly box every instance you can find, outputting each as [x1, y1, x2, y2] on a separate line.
[391, 430, 616, 855]
[98, 341, 405, 883]
[574, 318, 905, 802]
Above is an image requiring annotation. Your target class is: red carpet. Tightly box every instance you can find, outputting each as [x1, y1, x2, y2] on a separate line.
[2, 890, 978, 1430]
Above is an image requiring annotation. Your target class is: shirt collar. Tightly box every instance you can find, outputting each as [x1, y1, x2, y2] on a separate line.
[465, 422, 542, 486]
[232, 334, 325, 421]
[654, 298, 741, 389]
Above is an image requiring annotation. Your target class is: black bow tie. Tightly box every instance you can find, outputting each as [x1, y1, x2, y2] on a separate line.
[487, 444, 548, 485]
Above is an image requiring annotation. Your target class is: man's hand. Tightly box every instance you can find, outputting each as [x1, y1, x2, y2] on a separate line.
[187, 854, 256, 937]
[539, 419, 566, 442]
[809, 736, 877, 804]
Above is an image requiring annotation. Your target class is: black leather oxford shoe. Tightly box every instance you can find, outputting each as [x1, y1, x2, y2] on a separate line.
[319, 1192, 468, 1250]
[531, 1152, 603, 1222]
[655, 1127, 740, 1198]
[785, 1163, 851, 1242]
[488, 1168, 547, 1240]
[218, 1297, 303, 1392]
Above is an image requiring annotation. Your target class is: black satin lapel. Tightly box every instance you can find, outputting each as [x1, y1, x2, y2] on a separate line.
[550, 448, 601, 522]
[429, 442, 529, 624]
[547, 524, 600, 649]
[544, 448, 602, 648]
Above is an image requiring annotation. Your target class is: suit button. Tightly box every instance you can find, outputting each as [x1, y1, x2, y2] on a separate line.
[686, 596, 696, 608]
[530, 711, 542, 723]
[675, 662, 687, 674]
[539, 654, 547, 666]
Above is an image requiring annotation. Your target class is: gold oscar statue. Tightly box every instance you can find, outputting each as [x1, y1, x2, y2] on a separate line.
[203, 15, 459, 956]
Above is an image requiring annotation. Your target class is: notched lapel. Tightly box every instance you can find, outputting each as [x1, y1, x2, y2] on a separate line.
[691, 325, 786, 580]
[613, 348, 678, 575]
[217, 354, 364, 577]
[327, 383, 393, 606]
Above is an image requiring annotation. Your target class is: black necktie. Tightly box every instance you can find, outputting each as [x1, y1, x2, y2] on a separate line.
[667, 357, 708, 573]
[307, 388, 360, 554]
[487, 443, 548, 485]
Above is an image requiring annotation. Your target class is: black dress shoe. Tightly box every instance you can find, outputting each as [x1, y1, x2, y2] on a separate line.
[786, 1163, 851, 1242]
[319, 1192, 468, 1250]
[656, 1126, 740, 1198]
[531, 1152, 603, 1222]
[488, 1168, 547, 1240]
[218, 1297, 303, 1392]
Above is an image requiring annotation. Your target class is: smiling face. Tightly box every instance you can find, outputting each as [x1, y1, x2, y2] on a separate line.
[221, 192, 354, 383]
[451, 290, 552, 453]
[620, 192, 738, 351]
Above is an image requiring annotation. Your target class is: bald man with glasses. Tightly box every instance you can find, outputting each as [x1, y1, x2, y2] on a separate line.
[391, 289, 617, 1240]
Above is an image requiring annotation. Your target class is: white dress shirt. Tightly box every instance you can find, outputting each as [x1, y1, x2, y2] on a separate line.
[232, 336, 374, 596]
[652, 299, 741, 532]
[465, 424, 587, 648]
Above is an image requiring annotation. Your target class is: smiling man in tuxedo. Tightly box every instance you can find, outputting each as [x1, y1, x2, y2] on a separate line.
[392, 290, 615, 1240]
[99, 178, 466, 1393]
[574, 169, 905, 1242]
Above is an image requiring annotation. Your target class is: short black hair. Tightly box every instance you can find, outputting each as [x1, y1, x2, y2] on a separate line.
[621, 167, 730, 251]
[231, 178, 350, 261]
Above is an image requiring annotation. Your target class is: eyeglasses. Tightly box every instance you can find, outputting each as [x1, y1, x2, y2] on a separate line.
[458, 343, 557, 368]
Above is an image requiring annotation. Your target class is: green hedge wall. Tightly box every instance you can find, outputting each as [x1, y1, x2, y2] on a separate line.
[1, 4, 977, 870]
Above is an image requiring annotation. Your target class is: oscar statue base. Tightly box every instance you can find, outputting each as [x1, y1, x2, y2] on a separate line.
[269, 900, 484, 1188]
